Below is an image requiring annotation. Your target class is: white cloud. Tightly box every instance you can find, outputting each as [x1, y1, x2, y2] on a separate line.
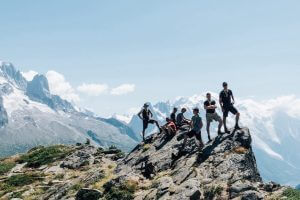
[46, 70, 80, 102]
[77, 83, 108, 96]
[111, 84, 135, 95]
[21, 70, 38, 81]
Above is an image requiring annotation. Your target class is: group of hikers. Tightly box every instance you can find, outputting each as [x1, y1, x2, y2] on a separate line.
[137, 82, 241, 150]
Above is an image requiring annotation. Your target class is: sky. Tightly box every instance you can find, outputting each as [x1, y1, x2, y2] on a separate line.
[0, 0, 300, 116]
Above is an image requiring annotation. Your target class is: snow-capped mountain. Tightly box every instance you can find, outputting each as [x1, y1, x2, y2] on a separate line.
[0, 61, 141, 157]
[118, 93, 300, 186]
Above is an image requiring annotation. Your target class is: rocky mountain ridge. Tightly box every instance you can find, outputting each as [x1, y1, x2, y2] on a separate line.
[1, 127, 296, 200]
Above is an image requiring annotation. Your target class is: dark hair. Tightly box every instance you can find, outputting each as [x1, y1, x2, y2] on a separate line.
[223, 82, 228, 87]
[166, 117, 170, 122]
[206, 92, 211, 96]
[193, 108, 199, 113]
[181, 108, 187, 112]
[173, 107, 178, 111]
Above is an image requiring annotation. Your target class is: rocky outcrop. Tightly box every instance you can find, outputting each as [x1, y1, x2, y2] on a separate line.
[0, 96, 8, 127]
[114, 127, 286, 199]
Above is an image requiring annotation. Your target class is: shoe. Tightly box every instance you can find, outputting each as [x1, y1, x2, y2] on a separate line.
[234, 125, 241, 130]
[217, 130, 223, 136]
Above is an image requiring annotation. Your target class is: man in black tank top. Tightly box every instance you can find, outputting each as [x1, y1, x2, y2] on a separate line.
[219, 82, 241, 133]
[138, 103, 161, 141]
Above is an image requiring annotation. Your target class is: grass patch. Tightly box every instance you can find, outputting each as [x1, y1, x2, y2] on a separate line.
[0, 161, 15, 175]
[282, 188, 300, 200]
[103, 180, 136, 200]
[233, 146, 248, 154]
[70, 183, 83, 192]
[0, 173, 44, 197]
[5, 173, 43, 187]
[142, 144, 151, 153]
[18, 145, 73, 168]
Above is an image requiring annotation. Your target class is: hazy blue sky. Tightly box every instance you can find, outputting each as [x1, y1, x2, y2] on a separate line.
[0, 0, 300, 116]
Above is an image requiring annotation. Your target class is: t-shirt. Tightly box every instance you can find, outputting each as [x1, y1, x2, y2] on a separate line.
[141, 109, 151, 121]
[204, 100, 216, 114]
[219, 89, 233, 107]
[191, 115, 202, 133]
[176, 113, 184, 125]
[167, 121, 177, 132]
[170, 112, 176, 123]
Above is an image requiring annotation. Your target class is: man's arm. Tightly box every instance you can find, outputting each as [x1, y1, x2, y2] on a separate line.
[137, 110, 143, 120]
[149, 110, 153, 118]
[231, 90, 235, 104]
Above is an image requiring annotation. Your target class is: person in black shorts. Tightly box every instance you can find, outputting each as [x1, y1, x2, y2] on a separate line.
[170, 107, 178, 124]
[219, 82, 241, 133]
[204, 93, 223, 141]
[138, 103, 161, 141]
[181, 108, 204, 150]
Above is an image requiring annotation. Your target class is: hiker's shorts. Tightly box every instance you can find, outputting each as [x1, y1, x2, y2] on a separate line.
[187, 130, 202, 141]
[206, 113, 222, 123]
[223, 105, 238, 118]
[143, 119, 156, 130]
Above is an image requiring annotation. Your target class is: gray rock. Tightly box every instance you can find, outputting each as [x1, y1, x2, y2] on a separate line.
[75, 188, 102, 200]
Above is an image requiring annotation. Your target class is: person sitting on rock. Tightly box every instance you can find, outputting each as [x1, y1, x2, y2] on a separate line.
[204, 92, 223, 142]
[170, 107, 178, 123]
[181, 108, 204, 150]
[138, 103, 161, 141]
[176, 108, 190, 127]
[219, 82, 241, 133]
[161, 117, 177, 137]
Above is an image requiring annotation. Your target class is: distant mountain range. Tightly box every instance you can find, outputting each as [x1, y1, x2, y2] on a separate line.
[115, 94, 300, 186]
[0, 61, 141, 157]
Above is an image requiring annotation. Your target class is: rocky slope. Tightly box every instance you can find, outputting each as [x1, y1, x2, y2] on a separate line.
[123, 95, 300, 186]
[0, 61, 140, 157]
[1, 128, 296, 200]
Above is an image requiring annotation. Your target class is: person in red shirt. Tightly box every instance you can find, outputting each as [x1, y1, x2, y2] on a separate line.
[162, 117, 177, 137]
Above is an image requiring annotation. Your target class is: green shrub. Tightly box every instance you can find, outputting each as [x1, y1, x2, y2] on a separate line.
[19, 145, 73, 168]
[0, 162, 15, 175]
[282, 188, 300, 200]
[5, 173, 42, 187]
[103, 180, 136, 200]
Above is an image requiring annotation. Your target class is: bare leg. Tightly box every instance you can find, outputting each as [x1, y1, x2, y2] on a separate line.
[236, 113, 240, 125]
[218, 119, 223, 134]
[223, 116, 229, 133]
[206, 122, 211, 141]
[235, 113, 241, 129]
[142, 128, 146, 141]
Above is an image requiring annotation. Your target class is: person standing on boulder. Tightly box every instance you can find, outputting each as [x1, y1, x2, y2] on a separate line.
[204, 93, 223, 141]
[181, 108, 204, 150]
[138, 103, 161, 141]
[170, 107, 178, 124]
[219, 82, 241, 133]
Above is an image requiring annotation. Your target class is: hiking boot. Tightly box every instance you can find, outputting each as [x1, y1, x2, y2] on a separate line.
[218, 130, 223, 136]
[234, 125, 241, 130]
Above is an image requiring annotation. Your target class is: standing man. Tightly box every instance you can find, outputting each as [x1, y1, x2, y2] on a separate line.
[138, 103, 161, 141]
[219, 82, 241, 133]
[204, 93, 223, 141]
[170, 107, 178, 123]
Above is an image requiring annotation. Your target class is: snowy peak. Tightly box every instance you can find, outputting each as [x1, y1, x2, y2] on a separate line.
[0, 62, 27, 89]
